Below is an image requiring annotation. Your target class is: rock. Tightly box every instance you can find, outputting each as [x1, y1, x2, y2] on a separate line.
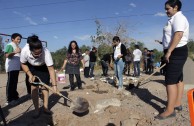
[94, 98, 121, 113]
[154, 112, 159, 115]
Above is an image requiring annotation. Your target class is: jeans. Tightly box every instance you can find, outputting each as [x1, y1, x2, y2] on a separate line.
[133, 61, 140, 76]
[114, 59, 125, 88]
[89, 62, 95, 77]
[101, 60, 108, 76]
[144, 60, 148, 72]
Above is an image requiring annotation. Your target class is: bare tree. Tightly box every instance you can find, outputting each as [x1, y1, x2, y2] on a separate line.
[91, 20, 136, 48]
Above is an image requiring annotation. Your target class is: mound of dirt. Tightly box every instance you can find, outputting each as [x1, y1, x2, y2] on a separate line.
[0, 66, 192, 126]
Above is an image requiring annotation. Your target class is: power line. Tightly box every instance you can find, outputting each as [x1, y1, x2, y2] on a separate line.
[0, 0, 87, 11]
[1, 10, 194, 30]
[0, 14, 138, 29]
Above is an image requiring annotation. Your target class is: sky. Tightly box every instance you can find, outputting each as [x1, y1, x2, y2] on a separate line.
[0, 0, 194, 52]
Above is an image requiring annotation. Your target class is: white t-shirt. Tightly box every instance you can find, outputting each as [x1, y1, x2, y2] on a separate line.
[133, 49, 142, 61]
[162, 11, 189, 49]
[83, 54, 90, 67]
[20, 44, 53, 66]
[114, 42, 121, 60]
[5, 42, 21, 72]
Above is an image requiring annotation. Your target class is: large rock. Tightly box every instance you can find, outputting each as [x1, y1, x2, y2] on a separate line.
[94, 98, 121, 113]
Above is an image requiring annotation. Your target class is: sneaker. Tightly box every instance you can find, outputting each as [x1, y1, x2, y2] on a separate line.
[4, 102, 9, 106]
[90, 77, 95, 80]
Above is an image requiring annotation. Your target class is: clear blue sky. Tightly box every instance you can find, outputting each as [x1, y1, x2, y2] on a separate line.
[0, 0, 194, 52]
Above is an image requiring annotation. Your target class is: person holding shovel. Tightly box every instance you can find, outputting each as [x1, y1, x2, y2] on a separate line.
[20, 35, 58, 118]
[155, 0, 189, 120]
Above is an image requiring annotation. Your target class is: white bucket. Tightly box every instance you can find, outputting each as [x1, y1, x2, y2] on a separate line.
[57, 73, 66, 84]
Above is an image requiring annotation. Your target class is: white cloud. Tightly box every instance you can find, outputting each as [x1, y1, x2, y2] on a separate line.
[115, 12, 119, 15]
[155, 12, 166, 17]
[25, 17, 38, 25]
[54, 36, 58, 39]
[13, 11, 38, 25]
[129, 3, 136, 8]
[74, 35, 91, 41]
[42, 17, 48, 22]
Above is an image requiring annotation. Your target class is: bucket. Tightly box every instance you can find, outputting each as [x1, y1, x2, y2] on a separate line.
[57, 73, 66, 84]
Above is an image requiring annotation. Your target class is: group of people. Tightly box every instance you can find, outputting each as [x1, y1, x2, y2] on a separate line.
[3, 0, 189, 121]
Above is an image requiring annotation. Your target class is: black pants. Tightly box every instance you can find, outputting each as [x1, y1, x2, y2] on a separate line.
[84, 67, 90, 78]
[25, 74, 31, 94]
[69, 74, 82, 88]
[6, 70, 19, 102]
[101, 60, 108, 76]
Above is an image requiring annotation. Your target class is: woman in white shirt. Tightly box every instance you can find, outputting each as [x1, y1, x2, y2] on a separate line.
[155, 0, 189, 120]
[20, 35, 58, 118]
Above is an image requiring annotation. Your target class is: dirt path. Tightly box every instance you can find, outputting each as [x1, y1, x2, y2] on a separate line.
[0, 69, 192, 126]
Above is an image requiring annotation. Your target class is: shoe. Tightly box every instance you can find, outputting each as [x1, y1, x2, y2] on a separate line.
[70, 87, 75, 91]
[90, 77, 95, 80]
[163, 105, 183, 112]
[174, 105, 182, 112]
[118, 87, 123, 91]
[32, 110, 40, 119]
[43, 109, 53, 115]
[78, 86, 83, 89]
[70, 85, 75, 91]
[155, 111, 176, 120]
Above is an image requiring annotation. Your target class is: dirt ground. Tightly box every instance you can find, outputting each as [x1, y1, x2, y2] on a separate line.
[0, 67, 193, 126]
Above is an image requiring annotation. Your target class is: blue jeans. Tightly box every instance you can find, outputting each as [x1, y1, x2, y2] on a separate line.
[114, 59, 125, 88]
[133, 61, 140, 76]
[89, 62, 95, 77]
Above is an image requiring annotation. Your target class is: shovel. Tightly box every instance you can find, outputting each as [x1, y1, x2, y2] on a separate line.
[129, 63, 166, 89]
[32, 76, 89, 113]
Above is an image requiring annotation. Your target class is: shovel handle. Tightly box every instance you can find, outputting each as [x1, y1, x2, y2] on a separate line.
[39, 83, 72, 102]
[32, 76, 73, 102]
[140, 63, 166, 83]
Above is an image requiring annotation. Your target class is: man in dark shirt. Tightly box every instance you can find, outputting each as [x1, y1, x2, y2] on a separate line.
[89, 47, 97, 79]
[101, 53, 111, 76]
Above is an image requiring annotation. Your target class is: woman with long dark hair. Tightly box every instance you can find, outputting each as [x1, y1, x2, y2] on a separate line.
[61, 40, 84, 91]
